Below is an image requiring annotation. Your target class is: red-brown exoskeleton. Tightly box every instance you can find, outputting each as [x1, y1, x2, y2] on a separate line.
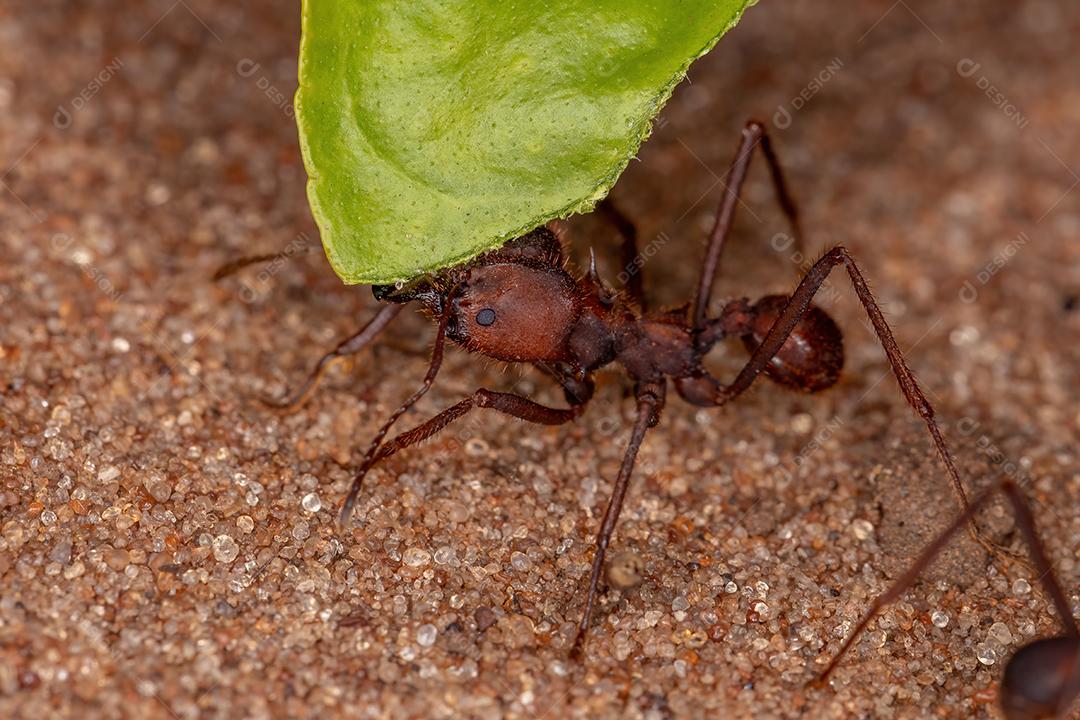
[820, 480, 1080, 719]
[221, 120, 998, 655]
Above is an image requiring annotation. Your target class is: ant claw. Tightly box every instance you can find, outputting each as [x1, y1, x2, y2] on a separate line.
[258, 390, 306, 411]
[968, 524, 1032, 572]
[336, 506, 355, 532]
[569, 635, 586, 661]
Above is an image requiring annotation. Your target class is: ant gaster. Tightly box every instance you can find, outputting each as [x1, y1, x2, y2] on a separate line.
[226, 121, 999, 654]
[820, 479, 1080, 720]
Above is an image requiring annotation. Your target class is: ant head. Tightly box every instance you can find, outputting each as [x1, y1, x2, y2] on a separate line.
[448, 256, 580, 362]
[1001, 636, 1080, 719]
[373, 228, 580, 362]
[740, 294, 844, 392]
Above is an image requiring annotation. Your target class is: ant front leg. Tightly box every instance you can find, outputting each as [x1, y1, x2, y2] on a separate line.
[339, 381, 592, 525]
[336, 288, 595, 524]
[690, 119, 804, 333]
[682, 246, 1003, 556]
[572, 380, 665, 657]
[265, 303, 404, 410]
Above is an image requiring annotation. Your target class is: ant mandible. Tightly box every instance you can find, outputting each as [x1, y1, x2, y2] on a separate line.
[819, 479, 1080, 719]
[225, 120, 996, 655]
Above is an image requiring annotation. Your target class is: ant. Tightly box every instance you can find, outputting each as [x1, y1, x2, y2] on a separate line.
[220, 120, 1002, 655]
[819, 479, 1080, 720]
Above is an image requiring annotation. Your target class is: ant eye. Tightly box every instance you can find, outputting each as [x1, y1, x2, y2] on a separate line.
[475, 308, 497, 327]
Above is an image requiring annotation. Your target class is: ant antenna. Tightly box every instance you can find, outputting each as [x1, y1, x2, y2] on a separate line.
[337, 287, 459, 527]
[211, 242, 317, 280]
[213, 253, 284, 280]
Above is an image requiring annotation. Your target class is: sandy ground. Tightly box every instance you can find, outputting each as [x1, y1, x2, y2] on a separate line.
[2, 0, 1080, 718]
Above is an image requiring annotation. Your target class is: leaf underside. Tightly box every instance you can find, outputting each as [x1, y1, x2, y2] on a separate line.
[297, 0, 754, 284]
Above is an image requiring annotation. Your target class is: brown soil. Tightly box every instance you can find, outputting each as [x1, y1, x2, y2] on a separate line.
[2, 1, 1079, 718]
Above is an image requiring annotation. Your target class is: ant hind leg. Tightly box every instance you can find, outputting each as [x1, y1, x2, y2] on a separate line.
[688, 245, 1017, 560]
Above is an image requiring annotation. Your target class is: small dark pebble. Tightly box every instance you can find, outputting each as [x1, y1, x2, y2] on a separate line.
[337, 610, 369, 628]
[474, 606, 497, 632]
[607, 550, 645, 590]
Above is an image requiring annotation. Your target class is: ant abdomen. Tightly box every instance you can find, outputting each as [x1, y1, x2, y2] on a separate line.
[1001, 637, 1080, 720]
[741, 294, 844, 392]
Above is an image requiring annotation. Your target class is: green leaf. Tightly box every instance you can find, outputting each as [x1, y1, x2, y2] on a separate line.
[297, 0, 754, 284]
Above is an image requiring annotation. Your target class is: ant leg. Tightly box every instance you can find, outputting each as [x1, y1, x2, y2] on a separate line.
[572, 380, 665, 657]
[818, 480, 1077, 684]
[597, 198, 646, 309]
[337, 298, 460, 525]
[690, 246, 998, 555]
[690, 120, 803, 332]
[265, 303, 404, 410]
[999, 483, 1078, 638]
[339, 385, 589, 525]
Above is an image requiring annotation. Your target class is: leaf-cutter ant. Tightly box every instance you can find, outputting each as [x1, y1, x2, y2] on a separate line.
[819, 479, 1079, 720]
[220, 120, 1004, 655]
